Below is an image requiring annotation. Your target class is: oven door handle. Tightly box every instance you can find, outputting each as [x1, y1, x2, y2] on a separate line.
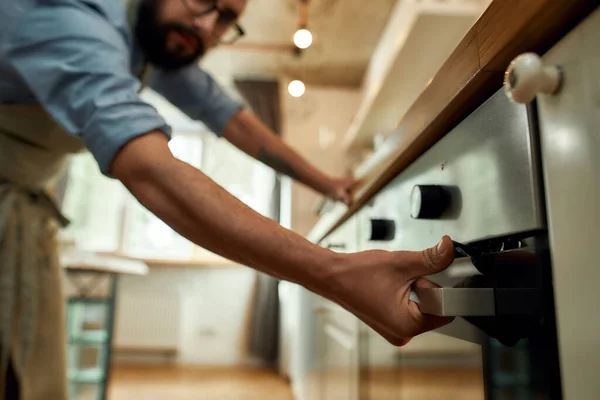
[410, 287, 542, 317]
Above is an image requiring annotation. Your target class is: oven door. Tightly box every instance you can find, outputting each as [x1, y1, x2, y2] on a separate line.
[414, 240, 562, 400]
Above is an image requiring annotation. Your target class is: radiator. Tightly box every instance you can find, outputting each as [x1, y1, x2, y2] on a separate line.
[113, 291, 181, 353]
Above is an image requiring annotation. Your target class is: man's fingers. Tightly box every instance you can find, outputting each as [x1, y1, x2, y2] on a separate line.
[343, 193, 353, 207]
[418, 314, 455, 335]
[412, 277, 442, 289]
[407, 278, 455, 334]
[407, 300, 455, 334]
[349, 178, 362, 192]
[337, 188, 353, 206]
[377, 330, 412, 347]
[351, 308, 412, 347]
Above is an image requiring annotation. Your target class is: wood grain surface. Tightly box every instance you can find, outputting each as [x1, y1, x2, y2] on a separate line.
[106, 364, 483, 400]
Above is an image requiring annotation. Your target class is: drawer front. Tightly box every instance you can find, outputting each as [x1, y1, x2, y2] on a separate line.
[320, 322, 359, 400]
[317, 216, 360, 334]
[321, 215, 358, 253]
[313, 296, 358, 336]
[360, 88, 544, 252]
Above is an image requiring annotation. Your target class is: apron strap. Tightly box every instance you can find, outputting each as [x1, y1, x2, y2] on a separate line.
[0, 182, 70, 228]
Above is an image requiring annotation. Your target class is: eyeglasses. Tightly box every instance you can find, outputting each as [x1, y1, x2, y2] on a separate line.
[181, 0, 246, 45]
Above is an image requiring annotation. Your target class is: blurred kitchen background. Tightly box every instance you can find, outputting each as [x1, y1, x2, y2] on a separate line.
[57, 0, 493, 399]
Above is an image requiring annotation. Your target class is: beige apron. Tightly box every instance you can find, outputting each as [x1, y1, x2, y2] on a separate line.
[0, 105, 86, 400]
[0, 3, 151, 399]
[0, 101, 151, 400]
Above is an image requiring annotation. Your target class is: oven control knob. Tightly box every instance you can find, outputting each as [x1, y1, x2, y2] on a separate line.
[503, 52, 563, 104]
[369, 219, 396, 241]
[410, 185, 450, 219]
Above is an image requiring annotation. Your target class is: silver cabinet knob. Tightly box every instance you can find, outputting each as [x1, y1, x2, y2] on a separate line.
[504, 52, 563, 104]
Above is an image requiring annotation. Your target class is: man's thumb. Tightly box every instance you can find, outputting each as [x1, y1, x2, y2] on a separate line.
[410, 235, 455, 278]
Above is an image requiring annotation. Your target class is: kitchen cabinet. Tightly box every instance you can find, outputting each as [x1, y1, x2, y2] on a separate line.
[312, 217, 361, 400]
[314, 303, 360, 400]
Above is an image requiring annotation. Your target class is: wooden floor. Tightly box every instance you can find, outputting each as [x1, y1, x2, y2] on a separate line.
[107, 365, 294, 400]
[366, 368, 484, 400]
[104, 364, 484, 400]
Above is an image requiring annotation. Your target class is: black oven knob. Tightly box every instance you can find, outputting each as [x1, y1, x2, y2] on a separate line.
[410, 185, 451, 219]
[369, 219, 396, 241]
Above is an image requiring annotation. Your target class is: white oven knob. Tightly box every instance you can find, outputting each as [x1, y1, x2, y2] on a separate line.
[503, 52, 563, 104]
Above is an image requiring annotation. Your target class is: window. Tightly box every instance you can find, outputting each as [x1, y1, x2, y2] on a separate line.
[60, 89, 276, 262]
[60, 152, 126, 253]
[120, 133, 203, 260]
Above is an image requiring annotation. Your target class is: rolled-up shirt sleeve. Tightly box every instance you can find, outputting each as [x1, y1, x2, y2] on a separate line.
[5, 5, 171, 175]
[147, 66, 243, 136]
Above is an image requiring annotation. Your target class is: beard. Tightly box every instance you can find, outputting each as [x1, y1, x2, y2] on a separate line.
[135, 0, 206, 71]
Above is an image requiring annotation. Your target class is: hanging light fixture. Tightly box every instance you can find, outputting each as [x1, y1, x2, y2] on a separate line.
[288, 80, 306, 97]
[293, 28, 313, 49]
[294, 0, 312, 50]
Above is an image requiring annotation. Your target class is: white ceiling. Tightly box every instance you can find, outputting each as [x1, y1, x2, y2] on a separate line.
[200, 0, 398, 87]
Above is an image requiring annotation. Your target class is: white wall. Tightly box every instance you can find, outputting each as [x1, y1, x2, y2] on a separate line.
[279, 83, 362, 237]
[114, 266, 258, 366]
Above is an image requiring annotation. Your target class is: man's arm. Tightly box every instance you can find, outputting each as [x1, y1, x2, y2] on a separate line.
[110, 132, 456, 346]
[223, 109, 357, 205]
[147, 68, 356, 204]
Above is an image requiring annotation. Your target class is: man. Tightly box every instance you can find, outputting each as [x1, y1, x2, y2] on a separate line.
[0, 0, 455, 399]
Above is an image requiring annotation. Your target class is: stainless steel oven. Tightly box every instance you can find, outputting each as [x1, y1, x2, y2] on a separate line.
[357, 8, 600, 397]
[359, 85, 559, 399]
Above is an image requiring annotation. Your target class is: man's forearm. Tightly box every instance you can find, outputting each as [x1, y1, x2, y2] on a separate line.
[224, 109, 332, 195]
[111, 132, 339, 293]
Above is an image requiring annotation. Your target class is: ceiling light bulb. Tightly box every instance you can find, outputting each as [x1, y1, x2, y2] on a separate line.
[288, 80, 306, 97]
[293, 29, 313, 49]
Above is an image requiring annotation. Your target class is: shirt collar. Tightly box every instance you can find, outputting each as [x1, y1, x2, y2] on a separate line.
[125, 0, 142, 38]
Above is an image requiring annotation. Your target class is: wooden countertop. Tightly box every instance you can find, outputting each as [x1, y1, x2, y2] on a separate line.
[314, 0, 599, 243]
[61, 250, 149, 275]
[95, 251, 240, 269]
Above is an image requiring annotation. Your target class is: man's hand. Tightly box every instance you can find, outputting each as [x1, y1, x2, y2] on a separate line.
[328, 236, 455, 345]
[325, 176, 360, 206]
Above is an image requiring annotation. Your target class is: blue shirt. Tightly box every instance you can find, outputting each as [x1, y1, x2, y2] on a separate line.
[0, 0, 242, 174]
